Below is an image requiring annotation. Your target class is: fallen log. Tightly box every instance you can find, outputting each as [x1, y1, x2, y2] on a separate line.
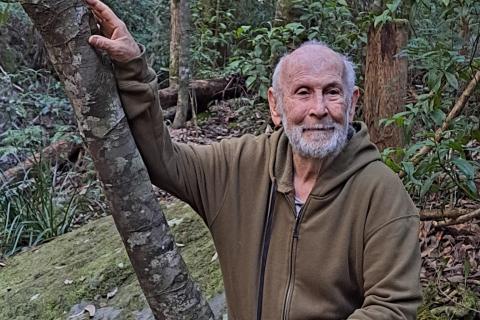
[1, 140, 83, 183]
[159, 76, 246, 121]
[433, 208, 480, 227]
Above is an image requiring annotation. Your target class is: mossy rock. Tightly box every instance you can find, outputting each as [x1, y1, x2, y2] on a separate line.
[0, 201, 224, 320]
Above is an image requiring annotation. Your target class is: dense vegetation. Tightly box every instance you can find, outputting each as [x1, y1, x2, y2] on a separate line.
[0, 0, 479, 318]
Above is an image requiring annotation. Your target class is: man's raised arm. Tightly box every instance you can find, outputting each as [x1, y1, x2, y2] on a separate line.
[86, 0, 231, 224]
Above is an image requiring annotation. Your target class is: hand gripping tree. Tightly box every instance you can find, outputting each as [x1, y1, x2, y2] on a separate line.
[19, 0, 214, 319]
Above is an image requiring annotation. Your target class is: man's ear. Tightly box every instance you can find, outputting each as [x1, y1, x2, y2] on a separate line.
[348, 86, 360, 122]
[268, 87, 282, 127]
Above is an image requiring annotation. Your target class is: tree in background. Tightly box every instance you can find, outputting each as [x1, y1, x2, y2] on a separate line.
[363, 0, 410, 150]
[172, 0, 192, 128]
[273, 0, 302, 26]
[169, 0, 180, 86]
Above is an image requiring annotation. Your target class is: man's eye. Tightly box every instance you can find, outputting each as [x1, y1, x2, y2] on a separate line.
[327, 89, 340, 95]
[297, 89, 309, 95]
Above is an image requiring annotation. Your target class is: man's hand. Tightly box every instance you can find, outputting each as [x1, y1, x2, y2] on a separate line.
[85, 0, 141, 62]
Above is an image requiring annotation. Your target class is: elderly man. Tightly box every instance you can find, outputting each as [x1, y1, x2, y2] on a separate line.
[86, 0, 422, 318]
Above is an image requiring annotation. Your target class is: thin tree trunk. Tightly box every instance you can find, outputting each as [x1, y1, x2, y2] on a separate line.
[363, 21, 408, 150]
[273, 0, 299, 26]
[19, 1, 214, 319]
[172, 0, 192, 128]
[169, 0, 180, 86]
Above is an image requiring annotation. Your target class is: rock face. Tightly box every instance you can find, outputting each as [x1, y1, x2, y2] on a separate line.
[0, 201, 226, 319]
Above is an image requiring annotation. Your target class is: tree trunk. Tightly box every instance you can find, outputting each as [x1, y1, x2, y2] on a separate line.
[169, 0, 180, 86]
[273, 0, 301, 26]
[19, 1, 214, 319]
[363, 21, 408, 151]
[172, 0, 192, 128]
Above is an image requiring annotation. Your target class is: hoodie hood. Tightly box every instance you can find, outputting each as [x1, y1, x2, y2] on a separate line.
[268, 121, 381, 196]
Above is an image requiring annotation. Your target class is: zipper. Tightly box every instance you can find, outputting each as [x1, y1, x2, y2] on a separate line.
[256, 180, 277, 320]
[282, 194, 306, 320]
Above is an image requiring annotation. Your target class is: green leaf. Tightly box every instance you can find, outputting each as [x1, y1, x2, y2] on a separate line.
[337, 0, 348, 6]
[386, 0, 401, 13]
[442, 0, 450, 6]
[447, 140, 465, 153]
[402, 161, 419, 184]
[420, 175, 435, 198]
[259, 84, 268, 100]
[452, 158, 475, 179]
[445, 72, 459, 90]
[430, 109, 445, 126]
[245, 76, 257, 89]
[373, 11, 390, 28]
[466, 180, 478, 198]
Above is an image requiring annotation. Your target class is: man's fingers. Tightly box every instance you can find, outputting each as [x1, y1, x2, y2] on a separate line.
[85, 0, 123, 28]
[88, 35, 115, 51]
[92, 11, 104, 24]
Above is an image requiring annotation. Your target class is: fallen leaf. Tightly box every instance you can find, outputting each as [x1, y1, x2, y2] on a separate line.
[211, 252, 218, 262]
[106, 287, 118, 299]
[30, 293, 40, 301]
[64, 279, 73, 285]
[176, 243, 185, 247]
[84, 304, 96, 317]
[167, 217, 184, 227]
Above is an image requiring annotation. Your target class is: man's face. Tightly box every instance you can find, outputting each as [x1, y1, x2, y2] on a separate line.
[268, 46, 357, 159]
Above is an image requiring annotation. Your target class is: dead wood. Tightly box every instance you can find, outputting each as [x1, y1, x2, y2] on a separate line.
[432, 208, 480, 227]
[1, 140, 82, 183]
[159, 76, 246, 121]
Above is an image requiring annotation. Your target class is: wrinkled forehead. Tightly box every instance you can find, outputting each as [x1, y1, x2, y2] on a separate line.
[282, 45, 344, 80]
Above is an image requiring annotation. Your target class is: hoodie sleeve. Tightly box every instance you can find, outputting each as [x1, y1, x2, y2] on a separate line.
[112, 47, 230, 225]
[347, 164, 422, 320]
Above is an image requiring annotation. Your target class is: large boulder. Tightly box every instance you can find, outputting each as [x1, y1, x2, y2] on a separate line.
[0, 201, 225, 319]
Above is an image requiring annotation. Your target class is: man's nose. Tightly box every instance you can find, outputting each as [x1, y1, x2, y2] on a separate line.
[309, 93, 328, 118]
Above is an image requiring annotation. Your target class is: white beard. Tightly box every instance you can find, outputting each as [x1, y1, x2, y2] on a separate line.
[282, 113, 349, 159]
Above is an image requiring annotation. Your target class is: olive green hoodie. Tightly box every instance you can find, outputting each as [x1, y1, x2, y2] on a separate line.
[114, 52, 422, 320]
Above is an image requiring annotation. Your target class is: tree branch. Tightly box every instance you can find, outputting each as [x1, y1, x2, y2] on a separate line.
[433, 208, 480, 227]
[399, 69, 480, 178]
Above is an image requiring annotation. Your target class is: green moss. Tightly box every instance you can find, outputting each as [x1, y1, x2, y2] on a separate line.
[163, 202, 224, 299]
[0, 200, 224, 319]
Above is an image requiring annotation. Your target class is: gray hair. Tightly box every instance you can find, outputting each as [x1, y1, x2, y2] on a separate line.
[271, 40, 356, 112]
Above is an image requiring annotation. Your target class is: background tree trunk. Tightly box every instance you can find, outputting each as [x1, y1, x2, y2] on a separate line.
[363, 21, 409, 150]
[172, 0, 192, 128]
[19, 1, 214, 319]
[169, 0, 180, 86]
[273, 0, 301, 26]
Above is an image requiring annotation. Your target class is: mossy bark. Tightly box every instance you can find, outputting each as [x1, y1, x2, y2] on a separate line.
[18, 1, 214, 319]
